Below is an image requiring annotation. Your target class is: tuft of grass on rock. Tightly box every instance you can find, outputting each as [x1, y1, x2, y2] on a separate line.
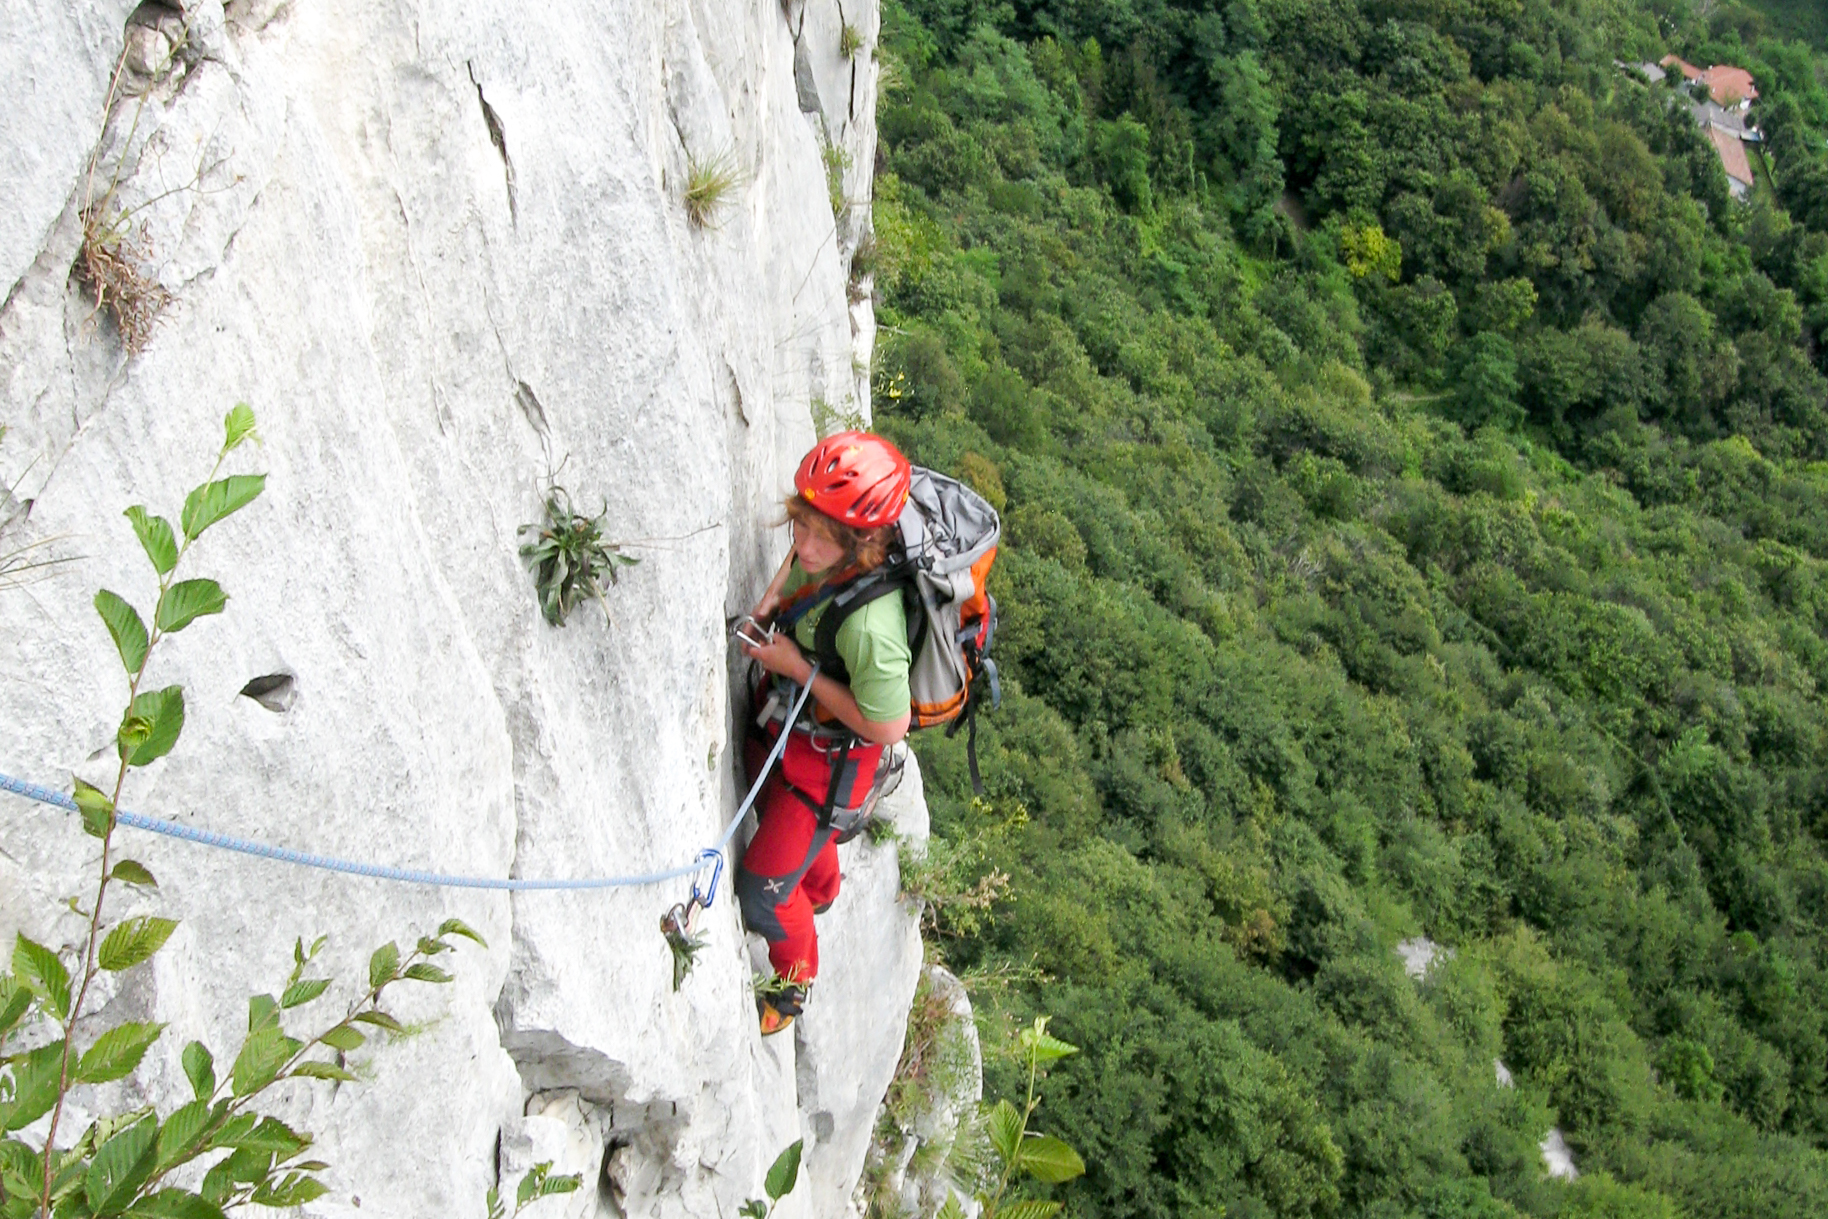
[77, 209, 172, 354]
[684, 151, 741, 229]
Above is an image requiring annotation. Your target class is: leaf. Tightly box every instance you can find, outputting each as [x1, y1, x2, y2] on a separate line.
[154, 579, 227, 634]
[154, 1100, 216, 1171]
[111, 860, 157, 888]
[229, 1024, 296, 1097]
[181, 1042, 215, 1100]
[14, 935, 71, 1020]
[436, 917, 487, 947]
[249, 1172, 327, 1208]
[76, 1021, 165, 1084]
[121, 687, 185, 768]
[352, 1010, 405, 1033]
[0, 982, 33, 1040]
[247, 993, 279, 1032]
[535, 1174, 580, 1199]
[1014, 1135, 1085, 1184]
[737, 1203, 767, 1219]
[279, 979, 329, 1009]
[124, 508, 178, 576]
[84, 1114, 158, 1215]
[95, 590, 149, 675]
[320, 1025, 364, 1052]
[1020, 1018, 1077, 1065]
[99, 917, 178, 972]
[229, 1117, 309, 1158]
[123, 1189, 229, 1219]
[290, 1060, 358, 1083]
[985, 1098, 1023, 1166]
[74, 778, 116, 839]
[197, 1164, 231, 1206]
[935, 1195, 968, 1219]
[995, 1201, 1062, 1219]
[367, 942, 399, 990]
[2, 1040, 68, 1131]
[180, 475, 265, 542]
[201, 1114, 256, 1152]
[221, 404, 259, 453]
[763, 1139, 803, 1202]
[401, 963, 451, 984]
[415, 936, 448, 956]
[516, 1164, 548, 1209]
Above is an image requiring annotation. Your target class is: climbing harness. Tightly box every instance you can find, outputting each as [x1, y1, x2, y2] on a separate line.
[0, 667, 819, 898]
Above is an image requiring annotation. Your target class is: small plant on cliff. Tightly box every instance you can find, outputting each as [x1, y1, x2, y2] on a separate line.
[937, 1017, 1084, 1219]
[738, 1139, 803, 1218]
[74, 22, 213, 354]
[684, 150, 742, 229]
[840, 23, 865, 59]
[0, 406, 490, 1218]
[518, 484, 638, 626]
[486, 1160, 581, 1219]
[898, 827, 1011, 939]
[822, 141, 852, 218]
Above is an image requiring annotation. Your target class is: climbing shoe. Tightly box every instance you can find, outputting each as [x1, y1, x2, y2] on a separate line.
[812, 900, 834, 916]
[757, 980, 807, 1037]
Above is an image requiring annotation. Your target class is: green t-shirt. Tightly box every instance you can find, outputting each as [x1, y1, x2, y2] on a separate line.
[781, 563, 912, 724]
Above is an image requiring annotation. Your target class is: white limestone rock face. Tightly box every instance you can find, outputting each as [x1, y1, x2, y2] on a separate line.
[0, 1, 906, 1217]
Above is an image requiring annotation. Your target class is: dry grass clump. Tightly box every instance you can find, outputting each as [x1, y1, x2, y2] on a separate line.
[684, 151, 742, 229]
[77, 209, 172, 354]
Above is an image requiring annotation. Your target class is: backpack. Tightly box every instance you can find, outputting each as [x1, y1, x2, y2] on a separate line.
[777, 466, 1002, 793]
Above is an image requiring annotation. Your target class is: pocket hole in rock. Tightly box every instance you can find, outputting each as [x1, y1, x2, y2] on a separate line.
[239, 673, 295, 713]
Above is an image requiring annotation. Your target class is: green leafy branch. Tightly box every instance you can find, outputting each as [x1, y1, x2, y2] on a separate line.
[948, 1017, 1084, 1219]
[485, 1160, 581, 1219]
[0, 407, 490, 1219]
[19, 404, 264, 1212]
[737, 1139, 803, 1219]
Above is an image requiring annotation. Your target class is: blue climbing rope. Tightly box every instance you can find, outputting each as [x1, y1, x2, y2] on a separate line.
[0, 667, 819, 894]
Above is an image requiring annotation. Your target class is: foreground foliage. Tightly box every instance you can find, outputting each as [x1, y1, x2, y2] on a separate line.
[876, 2, 1828, 1216]
[0, 410, 488, 1218]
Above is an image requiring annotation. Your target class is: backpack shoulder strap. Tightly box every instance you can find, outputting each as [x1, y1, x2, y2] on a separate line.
[811, 566, 915, 681]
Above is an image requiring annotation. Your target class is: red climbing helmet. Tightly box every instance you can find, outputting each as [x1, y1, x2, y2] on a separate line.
[794, 431, 911, 528]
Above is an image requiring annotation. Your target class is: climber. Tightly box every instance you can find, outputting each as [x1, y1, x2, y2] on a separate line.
[735, 431, 913, 1036]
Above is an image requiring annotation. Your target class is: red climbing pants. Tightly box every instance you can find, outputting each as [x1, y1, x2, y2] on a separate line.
[738, 724, 882, 984]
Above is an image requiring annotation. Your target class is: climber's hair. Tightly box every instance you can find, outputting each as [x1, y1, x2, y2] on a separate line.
[783, 495, 896, 571]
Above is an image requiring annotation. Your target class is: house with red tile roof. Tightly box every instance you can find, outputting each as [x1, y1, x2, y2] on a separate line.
[1626, 57, 1762, 201]
[1660, 55, 1760, 109]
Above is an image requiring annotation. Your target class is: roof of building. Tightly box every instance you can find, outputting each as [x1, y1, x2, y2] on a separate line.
[1659, 54, 1760, 106]
[1694, 99, 1754, 136]
[1708, 124, 1755, 188]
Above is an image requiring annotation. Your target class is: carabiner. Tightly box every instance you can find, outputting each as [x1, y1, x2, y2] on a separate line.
[690, 848, 725, 913]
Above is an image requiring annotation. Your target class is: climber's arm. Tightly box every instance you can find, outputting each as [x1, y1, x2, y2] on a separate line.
[750, 551, 796, 621]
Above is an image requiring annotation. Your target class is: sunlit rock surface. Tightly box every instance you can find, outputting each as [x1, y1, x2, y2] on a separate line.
[0, 1, 905, 1216]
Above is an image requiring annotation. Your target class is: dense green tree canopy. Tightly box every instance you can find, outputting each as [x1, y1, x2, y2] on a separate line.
[868, 1, 1828, 1216]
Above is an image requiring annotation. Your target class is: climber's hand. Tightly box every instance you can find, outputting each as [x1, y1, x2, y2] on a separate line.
[743, 631, 813, 685]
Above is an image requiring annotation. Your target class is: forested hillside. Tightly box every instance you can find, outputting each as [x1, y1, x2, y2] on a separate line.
[873, 1, 1828, 1216]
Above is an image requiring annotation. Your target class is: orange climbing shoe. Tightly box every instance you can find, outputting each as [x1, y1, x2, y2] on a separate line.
[757, 980, 806, 1036]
